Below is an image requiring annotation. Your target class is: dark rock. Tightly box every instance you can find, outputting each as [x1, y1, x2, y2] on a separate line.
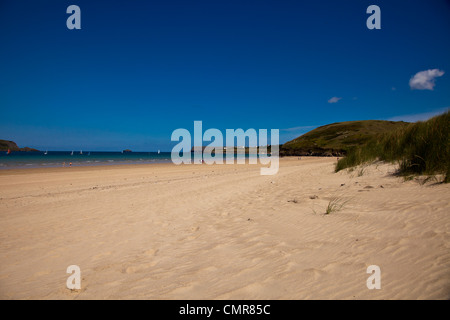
[0, 139, 39, 152]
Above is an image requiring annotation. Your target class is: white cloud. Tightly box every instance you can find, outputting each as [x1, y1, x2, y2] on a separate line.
[387, 107, 448, 123]
[409, 69, 444, 90]
[328, 97, 342, 103]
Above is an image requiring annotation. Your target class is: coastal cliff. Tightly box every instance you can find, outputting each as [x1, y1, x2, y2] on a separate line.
[0, 139, 39, 152]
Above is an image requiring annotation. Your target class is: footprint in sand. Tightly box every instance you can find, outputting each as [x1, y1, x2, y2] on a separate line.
[92, 251, 112, 261]
[144, 248, 159, 256]
[120, 249, 160, 274]
[190, 226, 200, 232]
[303, 268, 327, 280]
[122, 261, 158, 274]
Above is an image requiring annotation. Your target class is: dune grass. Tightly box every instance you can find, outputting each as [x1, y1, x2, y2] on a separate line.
[335, 111, 450, 182]
[325, 197, 348, 215]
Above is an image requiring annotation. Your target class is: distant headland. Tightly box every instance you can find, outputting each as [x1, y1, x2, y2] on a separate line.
[0, 139, 39, 152]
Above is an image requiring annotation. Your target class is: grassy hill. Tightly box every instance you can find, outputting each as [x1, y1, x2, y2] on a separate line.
[281, 120, 409, 156]
[335, 111, 449, 182]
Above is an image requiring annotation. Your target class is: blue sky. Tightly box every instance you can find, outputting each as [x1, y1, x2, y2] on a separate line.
[0, 0, 449, 151]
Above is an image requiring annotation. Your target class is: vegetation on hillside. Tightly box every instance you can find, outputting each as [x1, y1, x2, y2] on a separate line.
[281, 120, 409, 156]
[335, 111, 449, 182]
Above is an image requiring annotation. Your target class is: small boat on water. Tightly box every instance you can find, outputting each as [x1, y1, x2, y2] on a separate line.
[71, 151, 74, 156]
[80, 150, 83, 155]
[6, 149, 11, 155]
[44, 150, 48, 155]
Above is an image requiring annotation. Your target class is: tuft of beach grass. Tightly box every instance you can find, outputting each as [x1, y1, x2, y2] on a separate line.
[325, 197, 348, 215]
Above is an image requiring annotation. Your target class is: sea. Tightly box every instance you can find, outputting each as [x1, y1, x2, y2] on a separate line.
[0, 151, 173, 169]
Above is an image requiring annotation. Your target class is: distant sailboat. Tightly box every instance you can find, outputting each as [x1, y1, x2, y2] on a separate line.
[80, 150, 83, 155]
[6, 149, 11, 155]
[71, 151, 74, 156]
[44, 150, 48, 155]
[158, 150, 160, 154]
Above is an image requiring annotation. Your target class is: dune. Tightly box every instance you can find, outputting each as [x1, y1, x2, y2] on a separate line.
[0, 157, 449, 299]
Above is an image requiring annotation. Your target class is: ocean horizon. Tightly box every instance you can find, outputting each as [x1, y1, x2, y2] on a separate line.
[0, 151, 173, 169]
[0, 150, 263, 169]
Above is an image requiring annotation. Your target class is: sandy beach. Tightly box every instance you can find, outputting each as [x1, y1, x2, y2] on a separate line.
[0, 157, 449, 299]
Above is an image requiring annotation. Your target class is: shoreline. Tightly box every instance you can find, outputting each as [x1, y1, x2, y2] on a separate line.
[0, 156, 323, 176]
[0, 161, 176, 176]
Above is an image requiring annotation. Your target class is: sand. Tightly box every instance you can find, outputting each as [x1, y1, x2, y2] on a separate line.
[0, 157, 449, 300]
